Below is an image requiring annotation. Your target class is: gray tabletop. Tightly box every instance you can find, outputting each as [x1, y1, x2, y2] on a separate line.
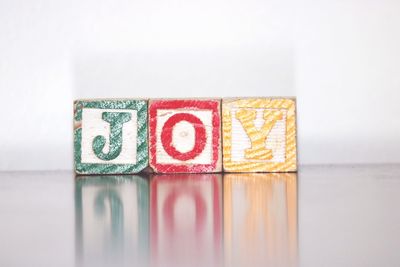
[0, 165, 399, 267]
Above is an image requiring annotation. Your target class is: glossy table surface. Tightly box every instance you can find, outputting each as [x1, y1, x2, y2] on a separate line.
[0, 165, 399, 267]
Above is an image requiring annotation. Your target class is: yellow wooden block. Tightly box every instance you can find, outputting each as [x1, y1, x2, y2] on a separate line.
[222, 98, 297, 172]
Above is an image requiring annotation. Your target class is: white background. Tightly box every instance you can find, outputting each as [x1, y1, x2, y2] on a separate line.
[0, 0, 399, 171]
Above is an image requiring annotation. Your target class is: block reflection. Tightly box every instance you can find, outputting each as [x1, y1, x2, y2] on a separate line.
[224, 173, 298, 267]
[74, 173, 297, 267]
[150, 174, 222, 267]
[75, 175, 149, 267]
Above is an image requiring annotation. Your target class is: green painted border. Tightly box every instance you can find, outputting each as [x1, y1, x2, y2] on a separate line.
[74, 99, 148, 174]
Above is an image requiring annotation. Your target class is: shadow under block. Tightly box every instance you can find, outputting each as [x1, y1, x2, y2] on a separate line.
[222, 98, 297, 172]
[149, 99, 222, 173]
[74, 99, 148, 175]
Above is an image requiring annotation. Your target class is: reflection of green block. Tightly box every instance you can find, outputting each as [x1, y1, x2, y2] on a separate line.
[74, 99, 148, 174]
[75, 175, 149, 265]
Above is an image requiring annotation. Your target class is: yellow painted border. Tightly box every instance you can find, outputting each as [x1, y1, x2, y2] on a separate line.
[222, 98, 297, 172]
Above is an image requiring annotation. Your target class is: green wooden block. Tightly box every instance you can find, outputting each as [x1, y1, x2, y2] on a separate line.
[74, 99, 148, 175]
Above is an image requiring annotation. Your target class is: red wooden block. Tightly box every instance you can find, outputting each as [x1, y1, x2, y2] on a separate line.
[149, 99, 222, 173]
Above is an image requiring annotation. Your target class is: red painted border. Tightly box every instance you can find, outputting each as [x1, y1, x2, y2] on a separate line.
[149, 100, 220, 173]
[150, 174, 222, 266]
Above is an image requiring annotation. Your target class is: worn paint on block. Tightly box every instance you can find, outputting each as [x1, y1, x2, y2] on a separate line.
[149, 99, 222, 173]
[74, 99, 148, 174]
[222, 98, 297, 172]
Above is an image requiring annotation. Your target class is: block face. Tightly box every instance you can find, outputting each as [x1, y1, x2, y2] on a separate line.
[74, 99, 148, 174]
[223, 98, 297, 172]
[81, 108, 138, 164]
[149, 100, 221, 173]
[75, 175, 149, 265]
[150, 174, 222, 266]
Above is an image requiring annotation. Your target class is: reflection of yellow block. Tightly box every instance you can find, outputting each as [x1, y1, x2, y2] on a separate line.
[224, 173, 297, 266]
[222, 98, 297, 172]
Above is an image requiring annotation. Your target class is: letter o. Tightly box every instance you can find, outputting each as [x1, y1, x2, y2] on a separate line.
[161, 113, 207, 161]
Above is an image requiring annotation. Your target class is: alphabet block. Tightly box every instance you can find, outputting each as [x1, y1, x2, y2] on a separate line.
[74, 99, 148, 175]
[149, 99, 222, 173]
[222, 98, 297, 172]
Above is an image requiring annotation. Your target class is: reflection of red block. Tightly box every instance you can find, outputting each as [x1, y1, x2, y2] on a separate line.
[149, 99, 221, 173]
[150, 174, 222, 267]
